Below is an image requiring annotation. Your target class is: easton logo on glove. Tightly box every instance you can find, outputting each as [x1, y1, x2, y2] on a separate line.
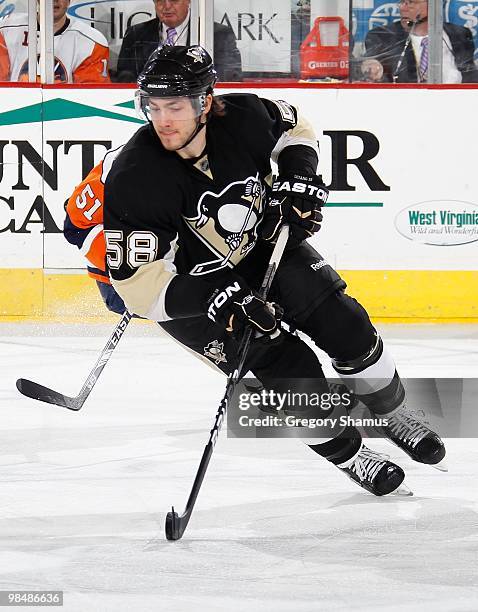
[261, 173, 328, 244]
[272, 175, 329, 205]
[207, 281, 241, 320]
[206, 278, 281, 337]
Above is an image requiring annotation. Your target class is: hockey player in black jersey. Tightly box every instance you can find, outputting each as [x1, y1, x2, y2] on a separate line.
[102, 44, 446, 497]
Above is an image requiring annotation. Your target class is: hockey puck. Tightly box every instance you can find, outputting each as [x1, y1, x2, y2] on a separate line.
[165, 507, 180, 540]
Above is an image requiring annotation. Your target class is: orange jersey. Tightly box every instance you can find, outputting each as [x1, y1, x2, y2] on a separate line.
[64, 146, 123, 283]
[0, 13, 110, 83]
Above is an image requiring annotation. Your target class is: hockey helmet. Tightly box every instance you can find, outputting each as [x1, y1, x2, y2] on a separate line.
[135, 45, 217, 121]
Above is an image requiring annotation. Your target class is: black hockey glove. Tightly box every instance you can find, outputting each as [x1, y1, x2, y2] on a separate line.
[261, 174, 328, 244]
[206, 278, 282, 338]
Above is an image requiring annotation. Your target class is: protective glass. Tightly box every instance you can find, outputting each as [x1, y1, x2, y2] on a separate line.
[350, 0, 475, 84]
[398, 0, 427, 5]
[0, 0, 36, 83]
[135, 91, 206, 122]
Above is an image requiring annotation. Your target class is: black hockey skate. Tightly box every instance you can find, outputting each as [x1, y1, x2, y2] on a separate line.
[338, 445, 411, 496]
[378, 406, 446, 468]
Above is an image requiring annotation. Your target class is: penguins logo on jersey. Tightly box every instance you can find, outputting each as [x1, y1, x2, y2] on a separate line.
[204, 340, 227, 365]
[185, 175, 265, 275]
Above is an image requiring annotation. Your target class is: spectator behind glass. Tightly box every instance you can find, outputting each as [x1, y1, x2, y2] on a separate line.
[0, 0, 111, 83]
[360, 0, 478, 83]
[291, 0, 311, 78]
[115, 0, 242, 82]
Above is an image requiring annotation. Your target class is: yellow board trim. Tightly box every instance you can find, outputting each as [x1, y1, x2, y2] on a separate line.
[0, 269, 109, 320]
[339, 270, 478, 320]
[1, 269, 477, 322]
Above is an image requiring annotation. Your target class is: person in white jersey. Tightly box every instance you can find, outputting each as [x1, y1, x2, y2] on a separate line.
[0, 0, 111, 83]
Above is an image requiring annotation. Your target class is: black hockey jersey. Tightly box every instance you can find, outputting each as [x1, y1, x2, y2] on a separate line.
[103, 93, 319, 321]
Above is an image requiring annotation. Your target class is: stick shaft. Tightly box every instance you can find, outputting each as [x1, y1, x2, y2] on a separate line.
[169, 225, 290, 539]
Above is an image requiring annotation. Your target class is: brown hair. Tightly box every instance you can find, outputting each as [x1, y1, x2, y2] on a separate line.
[210, 95, 226, 117]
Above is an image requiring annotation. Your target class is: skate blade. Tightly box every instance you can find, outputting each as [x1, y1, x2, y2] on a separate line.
[392, 483, 413, 496]
[430, 459, 448, 472]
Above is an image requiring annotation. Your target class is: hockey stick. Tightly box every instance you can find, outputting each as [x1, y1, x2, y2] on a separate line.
[165, 224, 290, 541]
[16, 310, 132, 411]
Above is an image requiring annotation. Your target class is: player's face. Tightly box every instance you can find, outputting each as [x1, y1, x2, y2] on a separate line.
[154, 0, 190, 27]
[53, 0, 70, 22]
[399, 0, 428, 27]
[149, 95, 213, 152]
[150, 97, 202, 150]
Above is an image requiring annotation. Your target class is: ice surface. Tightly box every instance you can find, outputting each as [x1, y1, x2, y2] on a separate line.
[0, 322, 477, 611]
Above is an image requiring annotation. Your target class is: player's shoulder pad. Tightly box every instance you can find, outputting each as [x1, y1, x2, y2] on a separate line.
[66, 17, 109, 47]
[260, 98, 298, 128]
[221, 93, 297, 129]
[101, 144, 125, 183]
[109, 124, 153, 165]
[105, 126, 184, 202]
[220, 92, 262, 114]
[110, 124, 173, 172]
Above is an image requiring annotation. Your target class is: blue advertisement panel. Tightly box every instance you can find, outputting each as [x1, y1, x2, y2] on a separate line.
[353, 1, 400, 44]
[445, 0, 478, 60]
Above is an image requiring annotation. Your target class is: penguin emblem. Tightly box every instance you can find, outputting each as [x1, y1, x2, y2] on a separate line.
[186, 47, 206, 63]
[204, 340, 227, 365]
[185, 175, 265, 275]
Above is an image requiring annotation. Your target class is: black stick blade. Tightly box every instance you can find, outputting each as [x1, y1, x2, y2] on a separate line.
[16, 378, 82, 411]
[165, 507, 181, 541]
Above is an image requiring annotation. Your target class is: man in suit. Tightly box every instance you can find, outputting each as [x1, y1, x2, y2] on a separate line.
[360, 0, 478, 83]
[116, 0, 242, 82]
